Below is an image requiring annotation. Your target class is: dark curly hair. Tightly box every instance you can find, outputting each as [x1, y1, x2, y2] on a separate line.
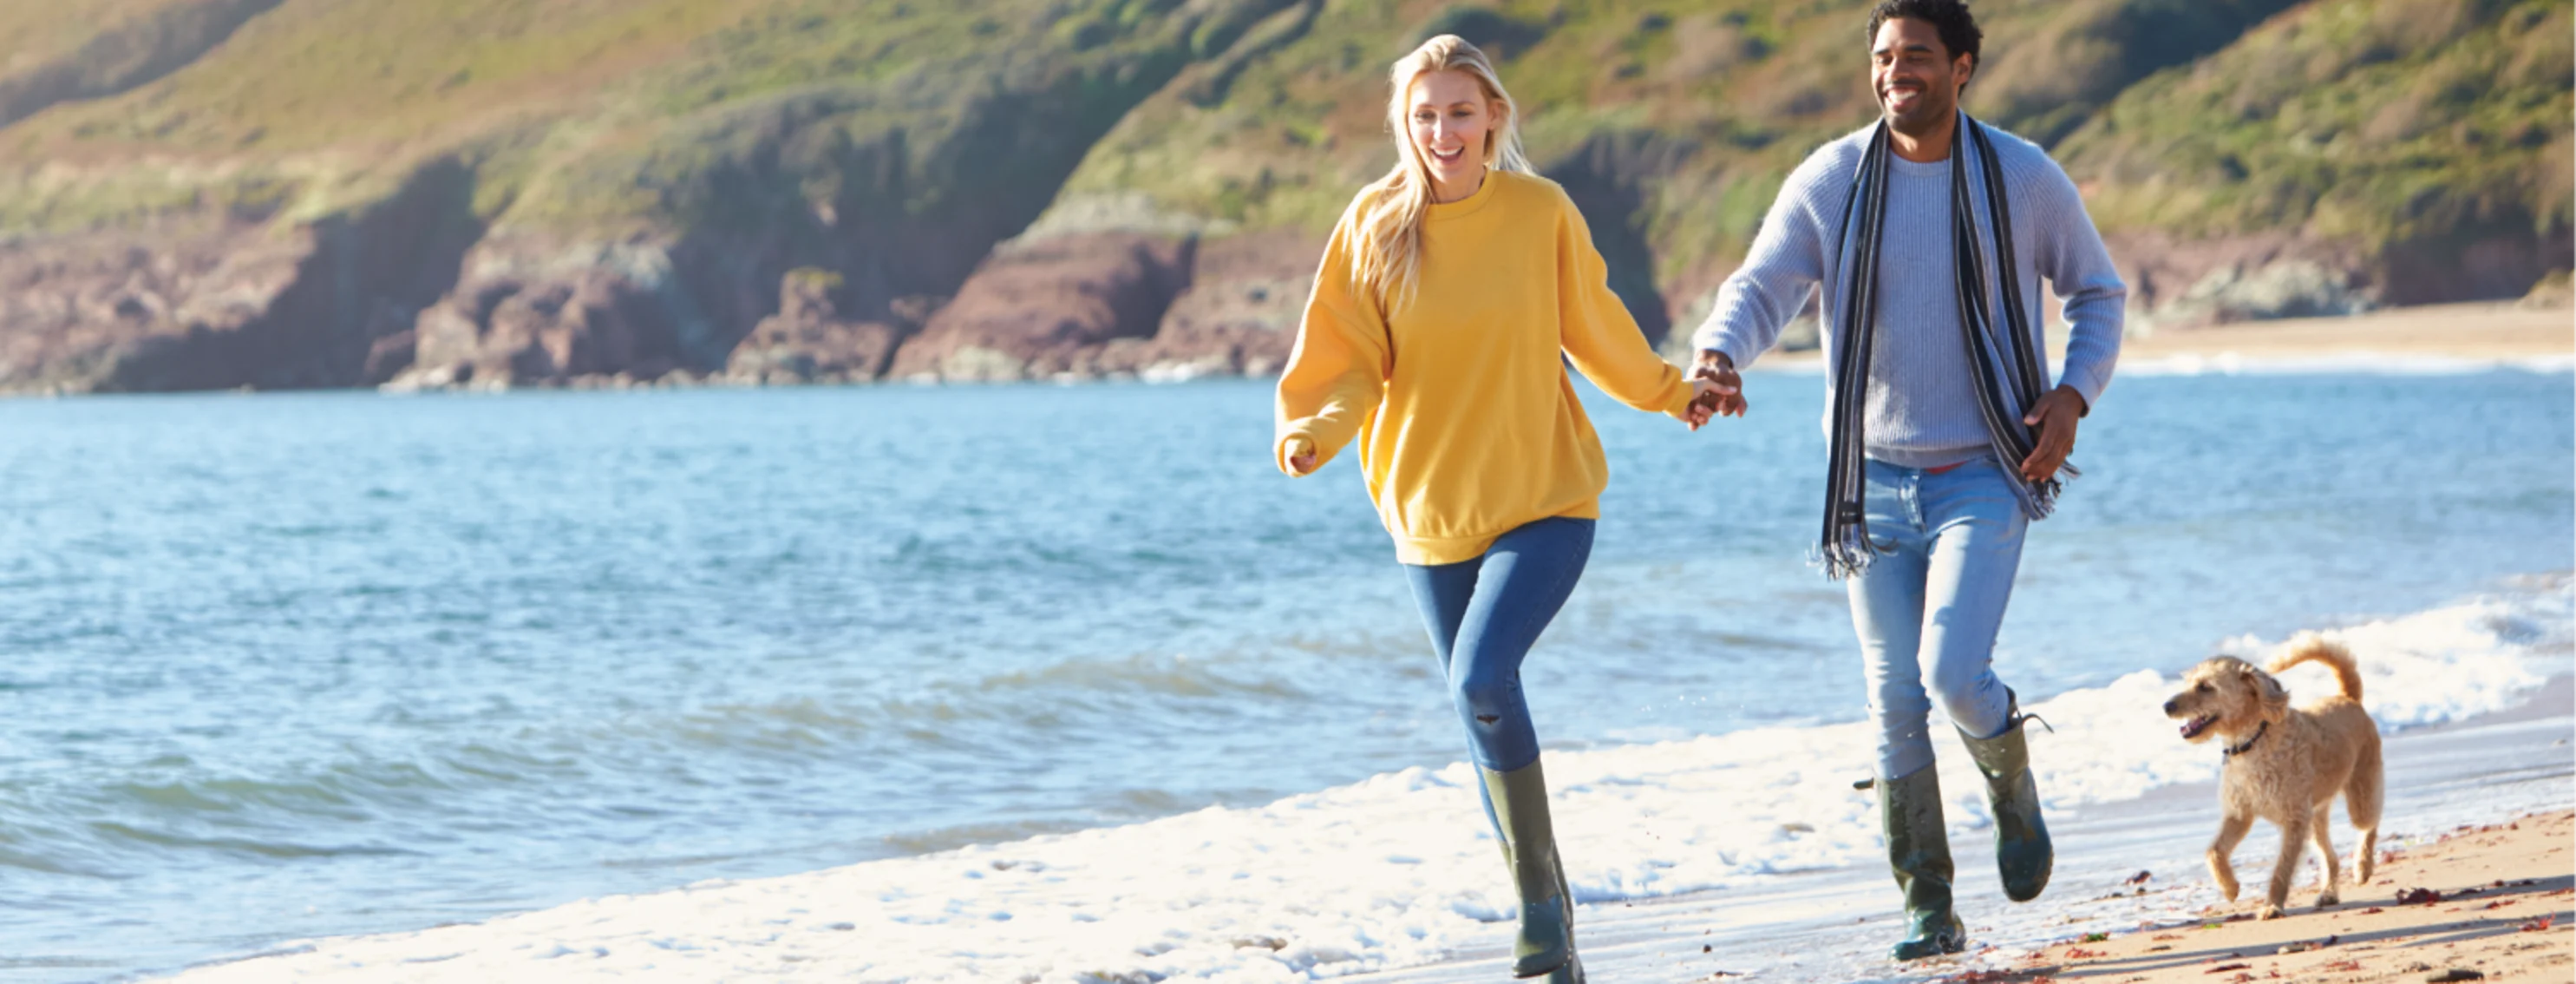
[1867, 0, 1984, 71]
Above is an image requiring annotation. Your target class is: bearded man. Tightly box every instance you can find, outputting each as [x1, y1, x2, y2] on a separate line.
[1687, 0, 2127, 961]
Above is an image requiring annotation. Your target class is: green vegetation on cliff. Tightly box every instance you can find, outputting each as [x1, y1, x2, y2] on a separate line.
[1049, 0, 2567, 320]
[2056, 0, 2571, 267]
[0, 0, 1298, 235]
[0, 0, 2563, 392]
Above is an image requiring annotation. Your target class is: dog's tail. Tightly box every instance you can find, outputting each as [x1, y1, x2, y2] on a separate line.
[2267, 631, 2363, 702]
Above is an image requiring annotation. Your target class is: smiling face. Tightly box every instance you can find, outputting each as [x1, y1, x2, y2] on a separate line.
[2162, 657, 2288, 744]
[1869, 16, 1971, 137]
[1406, 69, 1497, 200]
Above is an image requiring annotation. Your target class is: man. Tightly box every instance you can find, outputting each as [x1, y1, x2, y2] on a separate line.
[1687, 0, 2125, 962]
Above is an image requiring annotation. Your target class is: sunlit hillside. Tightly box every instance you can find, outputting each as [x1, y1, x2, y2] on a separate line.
[0, 0, 2562, 391]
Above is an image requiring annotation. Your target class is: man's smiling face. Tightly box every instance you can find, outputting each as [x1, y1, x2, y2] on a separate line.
[1870, 16, 1971, 136]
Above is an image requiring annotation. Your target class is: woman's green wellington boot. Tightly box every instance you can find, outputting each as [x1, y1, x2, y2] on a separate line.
[1880, 764, 1966, 961]
[1958, 692, 2053, 902]
[1479, 760, 1585, 982]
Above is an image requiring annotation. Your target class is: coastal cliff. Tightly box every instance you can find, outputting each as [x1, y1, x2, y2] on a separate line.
[0, 0, 2564, 393]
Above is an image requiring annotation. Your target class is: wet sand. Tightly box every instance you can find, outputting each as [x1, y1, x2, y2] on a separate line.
[1355, 677, 2573, 984]
[1989, 811, 2574, 984]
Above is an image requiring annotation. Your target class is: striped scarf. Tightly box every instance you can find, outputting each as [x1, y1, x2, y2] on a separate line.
[1820, 113, 2069, 580]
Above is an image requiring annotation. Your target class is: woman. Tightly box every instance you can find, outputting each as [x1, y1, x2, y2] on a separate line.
[1272, 35, 1725, 984]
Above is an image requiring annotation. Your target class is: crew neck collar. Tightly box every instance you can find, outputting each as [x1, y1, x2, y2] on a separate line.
[1428, 169, 1500, 220]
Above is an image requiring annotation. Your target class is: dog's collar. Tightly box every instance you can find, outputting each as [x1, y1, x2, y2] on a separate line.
[2222, 720, 2269, 759]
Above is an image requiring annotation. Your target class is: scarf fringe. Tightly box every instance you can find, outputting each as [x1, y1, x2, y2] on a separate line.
[1815, 528, 1884, 581]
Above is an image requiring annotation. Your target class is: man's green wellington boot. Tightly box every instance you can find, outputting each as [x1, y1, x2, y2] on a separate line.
[1480, 760, 1585, 983]
[1958, 692, 2053, 902]
[1880, 765, 1966, 961]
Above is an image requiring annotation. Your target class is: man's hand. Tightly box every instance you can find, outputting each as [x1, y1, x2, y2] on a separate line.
[1690, 350, 1747, 419]
[1681, 377, 1729, 430]
[2018, 385, 2087, 483]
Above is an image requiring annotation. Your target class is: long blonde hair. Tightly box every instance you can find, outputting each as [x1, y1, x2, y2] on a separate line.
[1348, 35, 1533, 315]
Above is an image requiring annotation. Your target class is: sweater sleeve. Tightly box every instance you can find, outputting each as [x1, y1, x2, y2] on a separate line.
[1688, 152, 1835, 370]
[1272, 213, 1390, 476]
[2025, 156, 2125, 410]
[1553, 191, 1694, 417]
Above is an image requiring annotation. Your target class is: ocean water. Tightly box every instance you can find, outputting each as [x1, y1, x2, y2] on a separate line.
[0, 368, 2567, 981]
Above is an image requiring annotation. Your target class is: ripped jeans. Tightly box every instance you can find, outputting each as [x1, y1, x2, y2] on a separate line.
[1402, 517, 1594, 773]
[1849, 456, 2027, 781]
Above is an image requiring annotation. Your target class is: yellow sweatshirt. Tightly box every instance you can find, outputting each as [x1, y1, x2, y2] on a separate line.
[1273, 170, 1697, 565]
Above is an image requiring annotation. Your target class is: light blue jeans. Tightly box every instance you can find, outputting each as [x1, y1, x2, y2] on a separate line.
[1849, 455, 2026, 781]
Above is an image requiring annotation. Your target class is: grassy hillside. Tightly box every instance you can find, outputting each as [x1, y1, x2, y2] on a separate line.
[0, 0, 1293, 232]
[1040, 0, 2554, 325]
[2056, 0, 2572, 298]
[0, 0, 2561, 391]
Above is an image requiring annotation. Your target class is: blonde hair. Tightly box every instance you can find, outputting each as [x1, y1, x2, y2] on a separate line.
[1347, 35, 1533, 315]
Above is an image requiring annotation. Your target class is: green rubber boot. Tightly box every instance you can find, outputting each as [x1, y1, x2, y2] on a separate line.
[1480, 760, 1584, 982]
[1958, 692, 2053, 902]
[1880, 764, 1966, 961]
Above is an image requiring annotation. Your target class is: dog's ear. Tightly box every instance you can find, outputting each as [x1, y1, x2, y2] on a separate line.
[2248, 666, 2290, 722]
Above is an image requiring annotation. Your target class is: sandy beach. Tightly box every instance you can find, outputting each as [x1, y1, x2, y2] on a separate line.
[154, 657, 2573, 983]
[1355, 675, 2574, 984]
[2119, 301, 2573, 362]
[1748, 301, 2574, 371]
[1985, 811, 2574, 984]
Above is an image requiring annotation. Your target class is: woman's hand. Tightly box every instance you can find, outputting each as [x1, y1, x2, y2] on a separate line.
[1682, 376, 1737, 431]
[1285, 437, 1318, 476]
[1690, 350, 1747, 420]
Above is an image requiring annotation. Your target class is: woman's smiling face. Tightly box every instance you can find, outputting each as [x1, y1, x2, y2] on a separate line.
[1407, 69, 1494, 197]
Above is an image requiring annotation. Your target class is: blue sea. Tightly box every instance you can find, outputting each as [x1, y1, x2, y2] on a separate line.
[0, 368, 2567, 980]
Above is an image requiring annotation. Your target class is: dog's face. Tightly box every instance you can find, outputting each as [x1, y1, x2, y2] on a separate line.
[2161, 656, 2289, 743]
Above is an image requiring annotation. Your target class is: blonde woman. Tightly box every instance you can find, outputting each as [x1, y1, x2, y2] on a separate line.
[1273, 35, 1725, 983]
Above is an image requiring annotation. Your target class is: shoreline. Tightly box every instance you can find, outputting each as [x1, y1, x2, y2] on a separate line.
[1, 302, 2563, 399]
[154, 662, 2574, 982]
[1747, 300, 2575, 373]
[1353, 675, 2575, 984]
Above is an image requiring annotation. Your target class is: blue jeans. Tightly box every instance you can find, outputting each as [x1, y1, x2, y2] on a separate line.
[1402, 517, 1594, 774]
[1849, 456, 2026, 781]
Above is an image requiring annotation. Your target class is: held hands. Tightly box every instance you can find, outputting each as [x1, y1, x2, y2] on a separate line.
[1681, 377, 1730, 430]
[2018, 385, 2087, 483]
[1686, 350, 1746, 430]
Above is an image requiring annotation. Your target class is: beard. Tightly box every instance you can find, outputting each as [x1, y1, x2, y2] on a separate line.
[1879, 82, 1955, 138]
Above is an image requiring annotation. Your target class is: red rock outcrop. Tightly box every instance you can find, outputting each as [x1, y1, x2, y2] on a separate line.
[393, 238, 709, 390]
[1119, 229, 1315, 379]
[0, 158, 481, 394]
[722, 270, 915, 384]
[886, 233, 1196, 383]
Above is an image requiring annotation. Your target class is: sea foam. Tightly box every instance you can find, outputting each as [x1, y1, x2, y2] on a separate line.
[172, 585, 2571, 983]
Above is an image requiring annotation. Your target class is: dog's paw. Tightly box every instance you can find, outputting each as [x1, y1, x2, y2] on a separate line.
[2316, 889, 2339, 908]
[2216, 881, 2239, 902]
[2257, 904, 2284, 921]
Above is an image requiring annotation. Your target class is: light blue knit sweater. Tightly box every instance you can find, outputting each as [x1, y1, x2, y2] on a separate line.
[1690, 122, 2127, 468]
